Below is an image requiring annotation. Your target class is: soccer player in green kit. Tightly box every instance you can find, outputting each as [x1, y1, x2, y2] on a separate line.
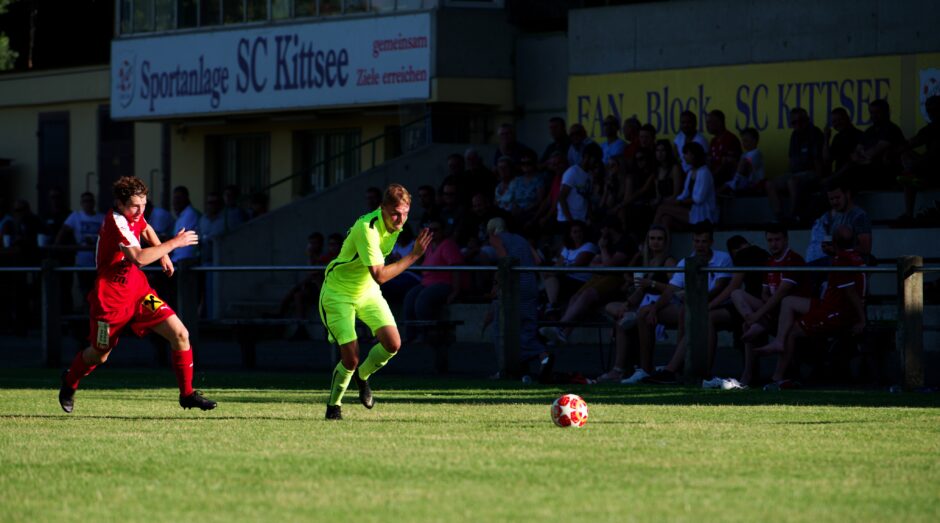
[319, 184, 431, 420]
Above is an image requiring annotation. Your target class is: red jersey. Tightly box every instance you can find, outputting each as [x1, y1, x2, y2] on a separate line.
[764, 248, 806, 295]
[93, 211, 150, 310]
[820, 249, 867, 309]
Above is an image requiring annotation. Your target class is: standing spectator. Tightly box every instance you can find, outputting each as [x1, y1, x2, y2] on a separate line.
[402, 219, 464, 342]
[198, 192, 225, 258]
[40, 187, 71, 250]
[822, 107, 863, 180]
[541, 221, 598, 315]
[898, 95, 940, 221]
[382, 225, 422, 304]
[221, 185, 248, 232]
[557, 142, 600, 224]
[653, 142, 718, 231]
[805, 180, 872, 262]
[567, 123, 594, 167]
[493, 156, 517, 213]
[492, 123, 534, 167]
[365, 186, 383, 211]
[723, 128, 765, 193]
[539, 117, 571, 170]
[462, 148, 498, 209]
[597, 224, 676, 382]
[3, 200, 42, 264]
[145, 200, 174, 241]
[755, 226, 867, 389]
[766, 107, 826, 223]
[506, 151, 544, 223]
[56, 192, 104, 300]
[534, 152, 569, 231]
[673, 111, 709, 174]
[540, 217, 637, 345]
[600, 115, 626, 164]
[436, 180, 461, 238]
[170, 186, 200, 264]
[706, 110, 742, 187]
[852, 99, 906, 190]
[415, 184, 438, 230]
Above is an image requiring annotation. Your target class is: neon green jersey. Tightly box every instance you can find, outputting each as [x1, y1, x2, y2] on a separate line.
[323, 208, 401, 298]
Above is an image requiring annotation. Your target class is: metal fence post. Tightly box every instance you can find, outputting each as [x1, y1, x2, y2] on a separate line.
[683, 256, 709, 383]
[176, 262, 200, 350]
[496, 257, 520, 379]
[41, 260, 61, 368]
[896, 255, 924, 390]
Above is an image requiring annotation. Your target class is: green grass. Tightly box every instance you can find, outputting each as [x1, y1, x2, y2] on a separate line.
[1, 369, 938, 523]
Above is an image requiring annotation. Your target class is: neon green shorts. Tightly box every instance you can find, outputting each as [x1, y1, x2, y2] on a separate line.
[318, 283, 396, 345]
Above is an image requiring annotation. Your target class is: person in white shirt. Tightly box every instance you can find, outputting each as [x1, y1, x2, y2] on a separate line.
[557, 142, 601, 224]
[673, 110, 709, 174]
[170, 186, 200, 263]
[145, 202, 174, 241]
[620, 222, 733, 385]
[723, 128, 765, 193]
[56, 192, 105, 299]
[541, 221, 598, 314]
[566, 123, 595, 167]
[197, 192, 226, 263]
[653, 141, 719, 231]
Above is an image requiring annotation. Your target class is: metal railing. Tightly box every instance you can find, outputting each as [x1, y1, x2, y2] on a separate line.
[4, 256, 936, 389]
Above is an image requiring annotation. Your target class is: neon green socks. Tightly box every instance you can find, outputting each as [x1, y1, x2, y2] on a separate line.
[327, 361, 354, 406]
[357, 343, 396, 381]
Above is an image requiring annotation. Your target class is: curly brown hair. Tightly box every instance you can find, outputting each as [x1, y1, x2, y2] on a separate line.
[113, 176, 149, 204]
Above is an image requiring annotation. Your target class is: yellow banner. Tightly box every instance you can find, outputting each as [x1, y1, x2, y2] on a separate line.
[569, 53, 940, 176]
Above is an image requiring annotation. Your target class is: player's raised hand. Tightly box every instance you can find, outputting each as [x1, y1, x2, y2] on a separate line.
[173, 228, 199, 248]
[411, 227, 432, 258]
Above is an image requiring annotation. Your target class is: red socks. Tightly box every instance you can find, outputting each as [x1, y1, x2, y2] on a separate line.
[63, 351, 97, 390]
[171, 349, 194, 397]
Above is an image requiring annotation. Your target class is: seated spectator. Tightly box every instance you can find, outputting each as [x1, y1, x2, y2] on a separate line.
[621, 117, 642, 167]
[898, 95, 940, 221]
[600, 115, 626, 164]
[637, 123, 657, 152]
[382, 225, 421, 303]
[850, 99, 906, 190]
[722, 128, 765, 194]
[541, 221, 598, 315]
[56, 192, 104, 299]
[365, 186, 383, 211]
[823, 107, 863, 183]
[673, 110, 709, 175]
[539, 117, 571, 171]
[558, 142, 601, 225]
[415, 184, 438, 230]
[457, 191, 512, 264]
[493, 156, 517, 212]
[402, 219, 464, 342]
[540, 217, 638, 345]
[706, 109, 742, 187]
[171, 186, 200, 264]
[437, 180, 462, 238]
[597, 224, 676, 382]
[506, 151, 544, 223]
[731, 225, 807, 385]
[567, 123, 594, 167]
[766, 107, 826, 223]
[653, 141, 718, 232]
[461, 148, 497, 209]
[621, 222, 731, 384]
[222, 185, 248, 232]
[639, 139, 686, 229]
[805, 180, 872, 263]
[645, 232, 752, 383]
[754, 225, 867, 389]
[492, 123, 534, 168]
[534, 151, 569, 231]
[248, 192, 269, 219]
[277, 232, 339, 326]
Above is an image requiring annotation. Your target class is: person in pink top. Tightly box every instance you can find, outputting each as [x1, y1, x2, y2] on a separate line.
[402, 218, 464, 341]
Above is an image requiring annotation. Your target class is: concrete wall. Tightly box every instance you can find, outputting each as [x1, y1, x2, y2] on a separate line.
[568, 0, 940, 75]
[435, 9, 516, 79]
[212, 143, 496, 317]
[515, 32, 569, 155]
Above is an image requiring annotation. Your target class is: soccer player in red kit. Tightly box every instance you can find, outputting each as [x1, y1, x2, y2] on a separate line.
[58, 176, 216, 412]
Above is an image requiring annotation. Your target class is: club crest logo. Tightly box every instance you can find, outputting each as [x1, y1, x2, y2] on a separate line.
[115, 51, 136, 108]
[919, 68, 940, 122]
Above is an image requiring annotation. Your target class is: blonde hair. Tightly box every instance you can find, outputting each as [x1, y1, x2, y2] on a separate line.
[642, 224, 671, 267]
[383, 183, 412, 207]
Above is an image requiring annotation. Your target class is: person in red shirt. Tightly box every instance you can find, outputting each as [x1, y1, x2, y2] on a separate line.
[754, 225, 867, 388]
[706, 110, 742, 187]
[58, 176, 216, 413]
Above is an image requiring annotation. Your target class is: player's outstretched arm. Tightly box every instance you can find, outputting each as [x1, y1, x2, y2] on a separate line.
[367, 227, 431, 285]
[141, 225, 177, 276]
[122, 228, 198, 268]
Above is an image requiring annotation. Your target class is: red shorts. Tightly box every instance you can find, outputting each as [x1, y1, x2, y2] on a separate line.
[88, 289, 175, 351]
[798, 299, 852, 337]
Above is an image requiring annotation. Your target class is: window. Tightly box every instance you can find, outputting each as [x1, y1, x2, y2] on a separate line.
[272, 0, 293, 19]
[154, 0, 175, 30]
[294, 0, 317, 17]
[178, 0, 199, 28]
[223, 0, 244, 23]
[206, 134, 271, 197]
[201, 0, 223, 25]
[293, 129, 361, 195]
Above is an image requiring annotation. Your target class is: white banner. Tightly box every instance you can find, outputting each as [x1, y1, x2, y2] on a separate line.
[111, 13, 431, 119]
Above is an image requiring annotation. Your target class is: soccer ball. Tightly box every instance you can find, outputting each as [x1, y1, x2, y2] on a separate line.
[551, 394, 588, 428]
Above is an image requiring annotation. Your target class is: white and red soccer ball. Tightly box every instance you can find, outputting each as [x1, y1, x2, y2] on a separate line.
[551, 394, 588, 428]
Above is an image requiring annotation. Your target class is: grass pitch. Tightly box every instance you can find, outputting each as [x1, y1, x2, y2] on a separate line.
[1, 369, 938, 522]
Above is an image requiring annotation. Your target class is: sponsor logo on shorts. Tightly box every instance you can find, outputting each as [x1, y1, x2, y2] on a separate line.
[142, 294, 165, 313]
[96, 321, 110, 349]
